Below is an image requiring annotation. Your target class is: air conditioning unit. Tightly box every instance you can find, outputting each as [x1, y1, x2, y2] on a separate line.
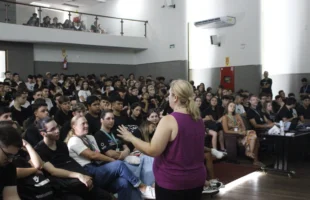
[194, 16, 236, 29]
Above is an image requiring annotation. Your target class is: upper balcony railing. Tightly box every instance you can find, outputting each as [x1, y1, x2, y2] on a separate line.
[0, 0, 148, 38]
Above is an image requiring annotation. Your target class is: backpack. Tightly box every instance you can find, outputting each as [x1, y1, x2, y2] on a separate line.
[17, 173, 54, 200]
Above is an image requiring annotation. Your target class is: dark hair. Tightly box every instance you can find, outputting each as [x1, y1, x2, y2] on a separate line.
[14, 90, 27, 99]
[131, 102, 141, 111]
[301, 78, 308, 82]
[4, 71, 11, 75]
[224, 102, 236, 116]
[72, 103, 86, 113]
[278, 90, 284, 94]
[286, 97, 296, 106]
[110, 96, 124, 103]
[0, 106, 11, 117]
[100, 109, 113, 119]
[0, 126, 22, 148]
[58, 96, 70, 104]
[116, 87, 126, 93]
[86, 96, 99, 106]
[101, 96, 110, 102]
[146, 109, 159, 118]
[37, 117, 54, 131]
[51, 74, 58, 79]
[259, 93, 268, 98]
[275, 95, 282, 100]
[288, 93, 295, 98]
[222, 95, 231, 100]
[33, 89, 42, 96]
[302, 96, 310, 101]
[32, 100, 48, 113]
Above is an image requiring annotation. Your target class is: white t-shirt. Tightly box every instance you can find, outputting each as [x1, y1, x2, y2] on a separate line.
[235, 104, 246, 115]
[25, 82, 35, 91]
[78, 90, 91, 102]
[9, 100, 30, 108]
[45, 98, 54, 111]
[67, 135, 100, 167]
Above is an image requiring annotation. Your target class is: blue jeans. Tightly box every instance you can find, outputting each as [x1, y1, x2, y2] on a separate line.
[124, 155, 155, 185]
[84, 160, 142, 200]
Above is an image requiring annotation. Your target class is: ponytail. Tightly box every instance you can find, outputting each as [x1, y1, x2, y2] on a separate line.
[187, 97, 201, 121]
[64, 129, 75, 143]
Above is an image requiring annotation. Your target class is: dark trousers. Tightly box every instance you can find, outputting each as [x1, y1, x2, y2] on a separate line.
[155, 183, 203, 200]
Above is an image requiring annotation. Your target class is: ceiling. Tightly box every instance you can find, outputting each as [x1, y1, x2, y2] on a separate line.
[16, 0, 109, 10]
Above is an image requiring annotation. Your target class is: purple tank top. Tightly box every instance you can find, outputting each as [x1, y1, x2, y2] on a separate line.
[153, 112, 206, 190]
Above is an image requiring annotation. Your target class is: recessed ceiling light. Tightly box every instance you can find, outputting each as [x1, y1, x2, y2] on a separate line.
[30, 2, 51, 7]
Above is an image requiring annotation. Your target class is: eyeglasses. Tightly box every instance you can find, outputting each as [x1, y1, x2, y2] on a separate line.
[45, 126, 60, 134]
[0, 146, 18, 161]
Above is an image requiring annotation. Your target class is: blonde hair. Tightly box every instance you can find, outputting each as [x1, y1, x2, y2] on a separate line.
[64, 115, 84, 143]
[170, 79, 201, 121]
[139, 121, 154, 142]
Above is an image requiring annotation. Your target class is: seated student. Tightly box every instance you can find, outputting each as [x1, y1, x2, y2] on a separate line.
[65, 116, 155, 200]
[195, 97, 222, 151]
[0, 126, 23, 200]
[257, 93, 268, 112]
[272, 95, 284, 114]
[78, 81, 91, 103]
[35, 117, 113, 200]
[40, 87, 54, 111]
[111, 96, 129, 132]
[146, 109, 160, 125]
[127, 103, 143, 127]
[276, 97, 298, 122]
[128, 87, 140, 105]
[0, 106, 12, 122]
[262, 101, 276, 122]
[99, 96, 111, 112]
[94, 110, 155, 185]
[13, 137, 54, 200]
[222, 102, 263, 166]
[24, 100, 49, 147]
[60, 103, 87, 142]
[49, 93, 62, 118]
[297, 96, 310, 123]
[247, 95, 275, 129]
[54, 96, 73, 127]
[234, 95, 246, 117]
[11, 90, 30, 127]
[202, 97, 225, 151]
[85, 96, 101, 135]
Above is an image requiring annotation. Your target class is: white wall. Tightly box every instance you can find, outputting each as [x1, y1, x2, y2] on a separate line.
[83, 0, 188, 64]
[188, 0, 261, 70]
[261, 0, 310, 94]
[34, 44, 136, 65]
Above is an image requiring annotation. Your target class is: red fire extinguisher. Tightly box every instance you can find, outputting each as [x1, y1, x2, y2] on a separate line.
[63, 56, 68, 70]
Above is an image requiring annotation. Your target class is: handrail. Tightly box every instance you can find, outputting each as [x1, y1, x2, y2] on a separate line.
[0, 0, 148, 23]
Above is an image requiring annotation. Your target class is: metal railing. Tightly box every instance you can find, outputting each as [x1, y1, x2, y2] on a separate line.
[0, 0, 148, 37]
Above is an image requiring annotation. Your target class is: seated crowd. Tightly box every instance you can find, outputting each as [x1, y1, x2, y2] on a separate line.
[0, 71, 309, 200]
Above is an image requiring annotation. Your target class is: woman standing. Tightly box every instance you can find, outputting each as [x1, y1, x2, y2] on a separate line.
[118, 79, 206, 200]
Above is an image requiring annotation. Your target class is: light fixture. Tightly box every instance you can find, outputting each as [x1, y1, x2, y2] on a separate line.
[97, 0, 107, 2]
[30, 2, 51, 7]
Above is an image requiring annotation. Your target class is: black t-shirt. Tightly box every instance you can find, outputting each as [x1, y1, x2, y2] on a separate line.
[11, 106, 29, 127]
[299, 85, 310, 94]
[260, 78, 272, 94]
[0, 163, 17, 196]
[277, 106, 293, 122]
[94, 130, 124, 154]
[297, 105, 310, 119]
[35, 141, 88, 175]
[62, 87, 73, 97]
[247, 108, 266, 125]
[112, 115, 128, 132]
[204, 106, 224, 120]
[54, 110, 73, 127]
[128, 95, 140, 105]
[85, 113, 101, 135]
[60, 121, 71, 142]
[127, 116, 142, 127]
[24, 123, 43, 147]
